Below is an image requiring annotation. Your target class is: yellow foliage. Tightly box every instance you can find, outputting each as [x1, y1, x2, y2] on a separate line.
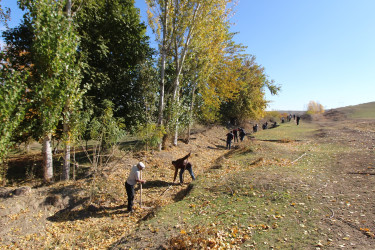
[306, 101, 325, 114]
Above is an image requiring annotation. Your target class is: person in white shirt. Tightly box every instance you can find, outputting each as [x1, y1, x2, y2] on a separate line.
[125, 162, 146, 212]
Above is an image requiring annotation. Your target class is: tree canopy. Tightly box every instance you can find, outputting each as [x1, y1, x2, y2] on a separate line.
[1, 0, 280, 182]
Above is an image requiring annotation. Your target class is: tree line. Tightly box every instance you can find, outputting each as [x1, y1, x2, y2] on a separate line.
[0, 0, 279, 184]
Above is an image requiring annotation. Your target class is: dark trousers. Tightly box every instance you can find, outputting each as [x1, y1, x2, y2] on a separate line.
[226, 140, 232, 149]
[179, 164, 195, 183]
[125, 182, 135, 212]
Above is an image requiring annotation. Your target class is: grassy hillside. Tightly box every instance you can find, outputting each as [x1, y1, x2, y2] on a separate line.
[335, 101, 375, 119]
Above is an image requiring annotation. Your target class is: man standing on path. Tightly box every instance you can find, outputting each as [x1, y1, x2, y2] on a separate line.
[226, 131, 234, 149]
[125, 162, 146, 213]
[239, 128, 246, 142]
[296, 116, 301, 125]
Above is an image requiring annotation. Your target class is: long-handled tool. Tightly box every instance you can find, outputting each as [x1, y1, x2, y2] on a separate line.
[139, 169, 143, 207]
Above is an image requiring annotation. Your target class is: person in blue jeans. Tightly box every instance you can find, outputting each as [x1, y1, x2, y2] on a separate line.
[172, 152, 195, 184]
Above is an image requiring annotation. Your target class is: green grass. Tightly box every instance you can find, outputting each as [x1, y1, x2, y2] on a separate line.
[337, 102, 375, 119]
[141, 121, 349, 248]
[145, 167, 325, 248]
[139, 115, 368, 248]
[253, 122, 317, 141]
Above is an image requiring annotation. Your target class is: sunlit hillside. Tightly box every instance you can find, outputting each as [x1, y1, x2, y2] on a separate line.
[334, 102, 375, 119]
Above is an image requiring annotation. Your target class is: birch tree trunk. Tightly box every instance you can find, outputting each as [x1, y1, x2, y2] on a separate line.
[43, 133, 53, 182]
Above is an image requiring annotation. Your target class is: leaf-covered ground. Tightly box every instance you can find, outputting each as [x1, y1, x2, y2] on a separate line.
[0, 125, 235, 249]
[1, 112, 375, 249]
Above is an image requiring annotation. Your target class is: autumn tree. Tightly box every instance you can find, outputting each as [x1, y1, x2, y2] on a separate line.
[306, 101, 324, 114]
[146, 0, 237, 149]
[219, 56, 280, 123]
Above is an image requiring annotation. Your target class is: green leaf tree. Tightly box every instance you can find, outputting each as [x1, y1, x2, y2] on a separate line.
[76, 0, 153, 128]
[24, 0, 82, 182]
[0, 55, 28, 183]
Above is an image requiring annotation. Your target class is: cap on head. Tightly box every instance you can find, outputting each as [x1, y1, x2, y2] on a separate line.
[137, 162, 145, 170]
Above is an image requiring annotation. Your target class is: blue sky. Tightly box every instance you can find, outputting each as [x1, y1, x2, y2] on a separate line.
[2, 0, 375, 111]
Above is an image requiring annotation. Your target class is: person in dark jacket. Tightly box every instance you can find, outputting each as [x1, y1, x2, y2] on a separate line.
[172, 152, 195, 184]
[253, 124, 258, 133]
[239, 128, 246, 142]
[226, 131, 234, 149]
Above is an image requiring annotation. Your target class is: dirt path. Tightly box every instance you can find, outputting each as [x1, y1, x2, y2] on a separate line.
[312, 114, 375, 248]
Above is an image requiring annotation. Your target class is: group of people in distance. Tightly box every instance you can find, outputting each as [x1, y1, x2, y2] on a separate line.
[125, 152, 195, 213]
[281, 114, 301, 125]
[226, 127, 246, 149]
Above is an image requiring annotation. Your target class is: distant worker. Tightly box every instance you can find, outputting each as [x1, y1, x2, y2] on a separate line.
[226, 131, 234, 149]
[125, 162, 146, 213]
[253, 124, 258, 133]
[233, 128, 239, 143]
[239, 128, 246, 142]
[172, 152, 195, 184]
[296, 116, 301, 125]
[262, 122, 268, 130]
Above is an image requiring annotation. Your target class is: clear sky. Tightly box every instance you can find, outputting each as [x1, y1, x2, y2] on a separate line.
[2, 0, 375, 111]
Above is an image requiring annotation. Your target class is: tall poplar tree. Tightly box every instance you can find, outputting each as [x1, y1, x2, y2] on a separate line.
[24, 0, 81, 182]
[146, 0, 236, 149]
